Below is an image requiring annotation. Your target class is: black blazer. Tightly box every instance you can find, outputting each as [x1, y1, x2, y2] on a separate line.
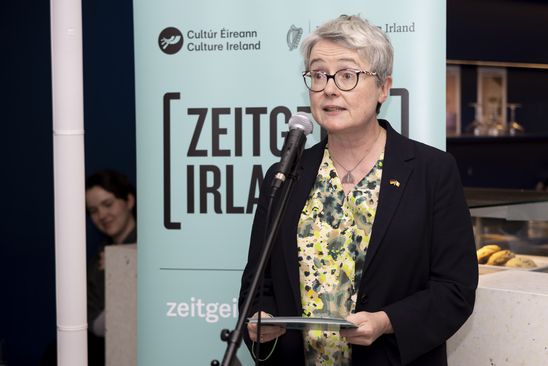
[239, 120, 478, 366]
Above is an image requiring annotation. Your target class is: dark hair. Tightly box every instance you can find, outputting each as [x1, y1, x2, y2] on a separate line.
[85, 169, 136, 215]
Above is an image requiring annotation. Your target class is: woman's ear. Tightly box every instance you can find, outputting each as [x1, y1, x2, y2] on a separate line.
[378, 75, 393, 103]
[127, 193, 136, 211]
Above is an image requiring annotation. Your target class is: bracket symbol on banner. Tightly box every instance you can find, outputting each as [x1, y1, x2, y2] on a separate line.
[390, 88, 409, 137]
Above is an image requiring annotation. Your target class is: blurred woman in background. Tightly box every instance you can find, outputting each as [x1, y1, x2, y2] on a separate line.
[85, 169, 136, 365]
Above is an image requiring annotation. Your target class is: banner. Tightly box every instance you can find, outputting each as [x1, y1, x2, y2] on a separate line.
[134, 1, 445, 364]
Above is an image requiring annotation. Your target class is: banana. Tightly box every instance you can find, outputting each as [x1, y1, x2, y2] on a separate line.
[476, 244, 502, 264]
[486, 249, 515, 266]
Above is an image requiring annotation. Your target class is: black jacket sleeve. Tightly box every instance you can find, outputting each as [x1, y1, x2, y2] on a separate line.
[383, 153, 478, 364]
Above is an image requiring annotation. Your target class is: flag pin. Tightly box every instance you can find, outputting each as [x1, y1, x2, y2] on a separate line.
[389, 179, 400, 187]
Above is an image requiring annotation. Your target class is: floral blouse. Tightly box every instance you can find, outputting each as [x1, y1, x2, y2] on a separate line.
[297, 147, 383, 365]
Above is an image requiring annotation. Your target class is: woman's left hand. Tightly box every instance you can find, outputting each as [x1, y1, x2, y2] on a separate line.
[247, 311, 286, 343]
[340, 311, 394, 346]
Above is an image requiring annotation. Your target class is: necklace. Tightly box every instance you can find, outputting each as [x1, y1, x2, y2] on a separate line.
[331, 127, 382, 184]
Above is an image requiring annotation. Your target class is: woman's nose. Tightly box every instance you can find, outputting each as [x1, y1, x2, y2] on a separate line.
[97, 207, 108, 219]
[323, 76, 339, 95]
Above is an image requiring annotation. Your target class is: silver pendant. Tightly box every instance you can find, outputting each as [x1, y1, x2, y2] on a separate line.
[342, 172, 354, 184]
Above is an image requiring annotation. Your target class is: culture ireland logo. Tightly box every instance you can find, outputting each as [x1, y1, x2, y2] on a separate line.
[158, 27, 184, 54]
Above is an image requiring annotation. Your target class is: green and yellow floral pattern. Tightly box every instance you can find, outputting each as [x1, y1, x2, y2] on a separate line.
[297, 147, 383, 365]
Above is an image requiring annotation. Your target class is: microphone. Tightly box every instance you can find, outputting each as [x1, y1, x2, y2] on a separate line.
[272, 112, 314, 190]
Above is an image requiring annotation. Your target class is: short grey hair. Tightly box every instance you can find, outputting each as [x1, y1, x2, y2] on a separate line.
[300, 15, 393, 87]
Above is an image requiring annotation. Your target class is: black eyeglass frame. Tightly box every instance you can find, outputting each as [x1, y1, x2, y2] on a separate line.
[302, 69, 378, 92]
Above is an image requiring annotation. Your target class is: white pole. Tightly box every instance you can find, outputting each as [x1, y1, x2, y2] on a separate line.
[50, 0, 88, 364]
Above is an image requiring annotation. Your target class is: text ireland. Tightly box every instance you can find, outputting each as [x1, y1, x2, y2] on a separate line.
[187, 40, 261, 52]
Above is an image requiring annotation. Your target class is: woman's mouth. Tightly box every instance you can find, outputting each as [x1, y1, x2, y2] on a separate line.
[101, 220, 113, 230]
[323, 106, 345, 112]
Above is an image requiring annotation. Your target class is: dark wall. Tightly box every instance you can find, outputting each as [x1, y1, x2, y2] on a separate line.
[448, 136, 548, 189]
[1, 0, 548, 365]
[2, 2, 56, 365]
[1, 1, 135, 365]
[447, 0, 548, 64]
[82, 0, 136, 180]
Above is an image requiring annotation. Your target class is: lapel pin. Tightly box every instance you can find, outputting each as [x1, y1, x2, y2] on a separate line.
[389, 179, 400, 187]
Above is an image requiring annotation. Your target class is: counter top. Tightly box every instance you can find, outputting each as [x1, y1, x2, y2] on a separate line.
[465, 187, 548, 209]
[465, 187, 548, 221]
[448, 269, 548, 365]
[479, 269, 548, 294]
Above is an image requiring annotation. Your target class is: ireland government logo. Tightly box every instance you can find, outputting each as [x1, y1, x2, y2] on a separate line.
[286, 24, 303, 51]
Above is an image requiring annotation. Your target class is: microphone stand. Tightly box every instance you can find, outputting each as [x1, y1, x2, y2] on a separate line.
[212, 165, 300, 366]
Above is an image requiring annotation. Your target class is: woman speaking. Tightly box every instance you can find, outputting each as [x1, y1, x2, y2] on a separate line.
[239, 14, 477, 366]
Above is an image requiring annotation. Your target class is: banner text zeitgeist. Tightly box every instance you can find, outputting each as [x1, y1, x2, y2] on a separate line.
[163, 93, 315, 228]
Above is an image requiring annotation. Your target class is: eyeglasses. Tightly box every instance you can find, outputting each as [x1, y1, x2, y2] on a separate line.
[302, 69, 377, 92]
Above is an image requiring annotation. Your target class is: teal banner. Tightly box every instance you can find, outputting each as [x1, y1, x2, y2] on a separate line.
[134, 1, 445, 364]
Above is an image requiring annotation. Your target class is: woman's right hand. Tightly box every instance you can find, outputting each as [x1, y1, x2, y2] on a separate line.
[247, 311, 286, 343]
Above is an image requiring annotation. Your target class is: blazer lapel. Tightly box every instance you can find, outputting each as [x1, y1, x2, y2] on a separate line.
[361, 120, 415, 276]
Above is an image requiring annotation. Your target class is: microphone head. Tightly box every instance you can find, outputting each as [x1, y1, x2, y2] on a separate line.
[288, 112, 314, 135]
